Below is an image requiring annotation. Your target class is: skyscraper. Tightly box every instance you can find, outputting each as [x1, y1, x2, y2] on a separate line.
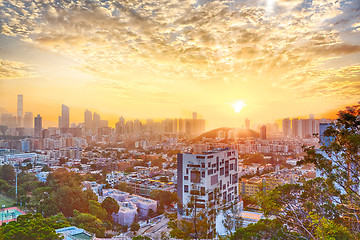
[292, 118, 299, 137]
[61, 104, 69, 129]
[260, 125, 266, 139]
[17, 94, 23, 127]
[282, 118, 291, 137]
[245, 118, 250, 129]
[92, 112, 100, 132]
[34, 114, 42, 138]
[24, 112, 33, 128]
[84, 109, 92, 133]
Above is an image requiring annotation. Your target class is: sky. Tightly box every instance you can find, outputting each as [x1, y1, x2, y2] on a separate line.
[0, 0, 359, 129]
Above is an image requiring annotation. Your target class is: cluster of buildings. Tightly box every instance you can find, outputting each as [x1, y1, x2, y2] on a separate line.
[239, 166, 315, 197]
[0, 95, 206, 141]
[83, 183, 158, 226]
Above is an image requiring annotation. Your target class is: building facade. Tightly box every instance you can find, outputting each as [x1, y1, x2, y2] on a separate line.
[177, 148, 239, 236]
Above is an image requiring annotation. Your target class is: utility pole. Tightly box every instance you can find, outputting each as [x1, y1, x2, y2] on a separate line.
[15, 164, 18, 202]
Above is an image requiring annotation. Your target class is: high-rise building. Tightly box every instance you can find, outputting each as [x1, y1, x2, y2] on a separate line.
[17, 94, 23, 127]
[260, 125, 266, 139]
[59, 104, 69, 129]
[177, 148, 240, 236]
[92, 112, 100, 132]
[34, 114, 42, 138]
[24, 112, 33, 128]
[1, 113, 14, 128]
[292, 118, 298, 137]
[245, 118, 250, 129]
[282, 118, 291, 137]
[84, 109, 92, 133]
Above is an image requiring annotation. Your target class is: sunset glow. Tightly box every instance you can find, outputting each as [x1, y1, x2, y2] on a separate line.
[234, 101, 245, 114]
[0, 0, 359, 129]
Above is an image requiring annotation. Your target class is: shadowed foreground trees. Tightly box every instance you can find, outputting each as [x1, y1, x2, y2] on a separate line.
[232, 105, 360, 240]
[0, 213, 70, 240]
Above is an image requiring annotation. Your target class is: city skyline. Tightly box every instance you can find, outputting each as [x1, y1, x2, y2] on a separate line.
[0, 0, 359, 130]
[0, 93, 339, 130]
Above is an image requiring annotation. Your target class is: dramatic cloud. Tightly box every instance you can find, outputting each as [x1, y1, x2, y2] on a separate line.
[0, 59, 33, 79]
[0, 0, 359, 112]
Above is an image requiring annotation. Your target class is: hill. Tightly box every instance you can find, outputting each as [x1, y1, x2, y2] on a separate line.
[194, 127, 260, 141]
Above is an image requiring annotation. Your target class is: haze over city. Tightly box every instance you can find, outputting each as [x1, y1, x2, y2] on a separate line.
[0, 0, 359, 129]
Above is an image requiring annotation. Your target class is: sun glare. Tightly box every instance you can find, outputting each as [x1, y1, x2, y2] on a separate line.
[234, 101, 245, 113]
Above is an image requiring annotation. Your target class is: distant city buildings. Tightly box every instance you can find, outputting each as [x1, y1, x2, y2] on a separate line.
[260, 125, 266, 139]
[17, 94, 23, 127]
[34, 114, 42, 138]
[58, 104, 69, 130]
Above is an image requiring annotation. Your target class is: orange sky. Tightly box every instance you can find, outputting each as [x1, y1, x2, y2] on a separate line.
[0, 0, 359, 129]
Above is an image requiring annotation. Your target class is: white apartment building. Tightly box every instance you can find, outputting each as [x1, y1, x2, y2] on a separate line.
[177, 148, 240, 236]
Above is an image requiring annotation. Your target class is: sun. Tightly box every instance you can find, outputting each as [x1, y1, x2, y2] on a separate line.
[234, 101, 245, 113]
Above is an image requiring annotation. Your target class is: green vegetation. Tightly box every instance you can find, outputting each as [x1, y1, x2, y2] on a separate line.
[0, 213, 70, 240]
[233, 105, 360, 239]
[0, 194, 15, 208]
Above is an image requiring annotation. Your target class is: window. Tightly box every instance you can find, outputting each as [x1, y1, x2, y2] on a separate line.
[201, 162, 205, 168]
[201, 187, 205, 196]
[208, 169, 213, 175]
[202, 171, 205, 178]
[190, 171, 201, 183]
[184, 185, 189, 193]
[211, 175, 218, 185]
[208, 162, 211, 168]
[220, 167, 224, 176]
[186, 168, 189, 175]
[230, 163, 233, 171]
[184, 176, 188, 180]
[232, 173, 238, 184]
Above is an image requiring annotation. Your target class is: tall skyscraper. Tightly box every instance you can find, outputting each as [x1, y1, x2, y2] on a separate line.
[84, 109, 92, 133]
[245, 118, 250, 129]
[292, 118, 299, 137]
[282, 118, 291, 137]
[17, 94, 23, 127]
[34, 114, 42, 138]
[24, 112, 33, 128]
[60, 104, 69, 129]
[92, 112, 100, 132]
[177, 149, 239, 236]
[260, 125, 266, 139]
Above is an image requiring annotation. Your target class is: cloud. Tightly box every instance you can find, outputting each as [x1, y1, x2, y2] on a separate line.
[0, 59, 33, 79]
[0, 0, 359, 100]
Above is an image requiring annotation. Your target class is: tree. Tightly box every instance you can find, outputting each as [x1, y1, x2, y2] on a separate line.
[240, 105, 360, 240]
[231, 219, 298, 240]
[101, 196, 120, 218]
[41, 165, 52, 172]
[53, 186, 90, 216]
[133, 236, 151, 240]
[130, 221, 140, 235]
[89, 200, 108, 220]
[222, 202, 243, 236]
[300, 104, 360, 236]
[1, 213, 62, 240]
[150, 190, 177, 209]
[72, 210, 106, 237]
[0, 165, 15, 183]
